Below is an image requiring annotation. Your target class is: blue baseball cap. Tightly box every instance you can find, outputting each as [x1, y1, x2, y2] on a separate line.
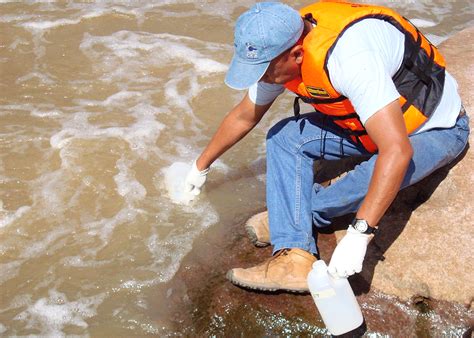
[225, 2, 303, 90]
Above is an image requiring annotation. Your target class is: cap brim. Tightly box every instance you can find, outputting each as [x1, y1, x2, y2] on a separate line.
[224, 56, 270, 90]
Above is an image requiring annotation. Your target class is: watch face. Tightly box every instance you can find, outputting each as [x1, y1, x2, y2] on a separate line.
[354, 220, 368, 232]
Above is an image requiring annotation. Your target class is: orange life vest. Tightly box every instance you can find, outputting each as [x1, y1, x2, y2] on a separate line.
[284, 1, 446, 153]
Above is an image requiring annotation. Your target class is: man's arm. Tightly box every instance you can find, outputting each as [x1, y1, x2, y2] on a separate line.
[195, 93, 274, 170]
[356, 99, 413, 227]
[328, 99, 413, 278]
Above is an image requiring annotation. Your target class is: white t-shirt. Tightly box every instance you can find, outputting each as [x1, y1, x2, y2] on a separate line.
[248, 19, 461, 133]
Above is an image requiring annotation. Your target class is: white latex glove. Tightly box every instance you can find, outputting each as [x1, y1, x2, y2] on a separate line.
[328, 226, 372, 278]
[184, 160, 209, 196]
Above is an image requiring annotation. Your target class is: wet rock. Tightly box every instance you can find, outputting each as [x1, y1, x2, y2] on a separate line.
[355, 26, 474, 306]
[159, 208, 472, 335]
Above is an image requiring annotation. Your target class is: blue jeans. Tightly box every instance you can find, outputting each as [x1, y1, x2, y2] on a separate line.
[266, 112, 470, 255]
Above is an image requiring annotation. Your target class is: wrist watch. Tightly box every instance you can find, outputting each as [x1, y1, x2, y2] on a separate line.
[351, 218, 377, 235]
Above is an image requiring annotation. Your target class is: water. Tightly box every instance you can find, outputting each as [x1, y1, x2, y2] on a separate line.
[0, 1, 472, 335]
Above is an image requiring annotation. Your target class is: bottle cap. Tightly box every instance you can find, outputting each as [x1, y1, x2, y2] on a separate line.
[313, 260, 327, 270]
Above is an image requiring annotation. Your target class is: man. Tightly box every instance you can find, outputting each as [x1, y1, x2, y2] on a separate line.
[184, 1, 469, 293]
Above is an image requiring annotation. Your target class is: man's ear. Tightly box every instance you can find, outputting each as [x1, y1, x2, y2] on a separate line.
[290, 44, 304, 64]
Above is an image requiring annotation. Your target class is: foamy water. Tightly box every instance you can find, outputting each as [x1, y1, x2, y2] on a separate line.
[0, 1, 472, 335]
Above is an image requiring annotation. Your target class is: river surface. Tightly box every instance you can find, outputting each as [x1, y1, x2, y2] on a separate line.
[0, 1, 472, 336]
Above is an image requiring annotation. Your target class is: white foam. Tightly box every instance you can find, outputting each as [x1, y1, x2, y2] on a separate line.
[146, 205, 219, 283]
[1, 103, 65, 128]
[33, 268, 56, 292]
[22, 18, 82, 31]
[19, 9, 107, 32]
[0, 260, 22, 284]
[5, 294, 33, 313]
[50, 105, 165, 160]
[35, 171, 68, 216]
[208, 160, 231, 173]
[142, 158, 223, 284]
[425, 33, 448, 46]
[162, 162, 196, 205]
[8, 37, 29, 50]
[16, 72, 55, 85]
[20, 227, 69, 259]
[79, 30, 228, 85]
[14, 289, 106, 336]
[126, 104, 166, 159]
[31, 109, 62, 118]
[61, 255, 110, 268]
[164, 71, 194, 112]
[75, 30, 230, 154]
[114, 159, 147, 203]
[84, 207, 141, 244]
[194, 58, 228, 74]
[0, 205, 31, 229]
[102, 91, 142, 106]
[120, 280, 150, 293]
[409, 18, 437, 28]
[0, 3, 280, 332]
[0, 13, 36, 24]
[0, 103, 39, 112]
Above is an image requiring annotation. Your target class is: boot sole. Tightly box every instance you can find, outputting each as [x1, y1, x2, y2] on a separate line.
[226, 270, 309, 294]
[245, 224, 270, 248]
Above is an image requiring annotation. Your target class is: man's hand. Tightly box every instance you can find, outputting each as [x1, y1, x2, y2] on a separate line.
[327, 227, 372, 278]
[184, 161, 210, 196]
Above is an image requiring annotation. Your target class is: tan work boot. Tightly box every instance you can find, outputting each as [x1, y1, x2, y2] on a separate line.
[245, 211, 270, 247]
[226, 248, 316, 293]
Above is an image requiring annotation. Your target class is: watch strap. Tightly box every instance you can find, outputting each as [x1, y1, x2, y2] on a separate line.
[351, 218, 377, 235]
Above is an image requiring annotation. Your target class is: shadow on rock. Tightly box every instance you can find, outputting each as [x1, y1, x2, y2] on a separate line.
[308, 143, 469, 297]
[347, 144, 470, 295]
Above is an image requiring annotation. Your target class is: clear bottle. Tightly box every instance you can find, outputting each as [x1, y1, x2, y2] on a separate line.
[307, 260, 364, 335]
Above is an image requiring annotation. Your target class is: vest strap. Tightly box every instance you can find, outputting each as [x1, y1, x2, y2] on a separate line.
[326, 112, 359, 120]
[303, 13, 318, 26]
[299, 95, 346, 104]
[292, 98, 368, 138]
[293, 97, 301, 119]
[404, 30, 432, 85]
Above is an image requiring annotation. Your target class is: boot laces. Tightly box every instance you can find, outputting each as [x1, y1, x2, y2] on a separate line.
[264, 249, 290, 278]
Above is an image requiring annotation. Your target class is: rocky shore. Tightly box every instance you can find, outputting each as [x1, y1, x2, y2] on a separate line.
[157, 27, 474, 336]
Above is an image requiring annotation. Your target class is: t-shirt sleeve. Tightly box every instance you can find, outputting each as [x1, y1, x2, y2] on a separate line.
[248, 82, 285, 105]
[330, 50, 400, 125]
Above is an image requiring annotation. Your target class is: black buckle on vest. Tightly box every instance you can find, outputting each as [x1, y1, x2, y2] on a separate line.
[293, 95, 348, 120]
[293, 97, 301, 120]
[303, 13, 317, 26]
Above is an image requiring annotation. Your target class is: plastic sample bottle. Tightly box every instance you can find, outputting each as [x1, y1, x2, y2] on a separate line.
[307, 260, 364, 335]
